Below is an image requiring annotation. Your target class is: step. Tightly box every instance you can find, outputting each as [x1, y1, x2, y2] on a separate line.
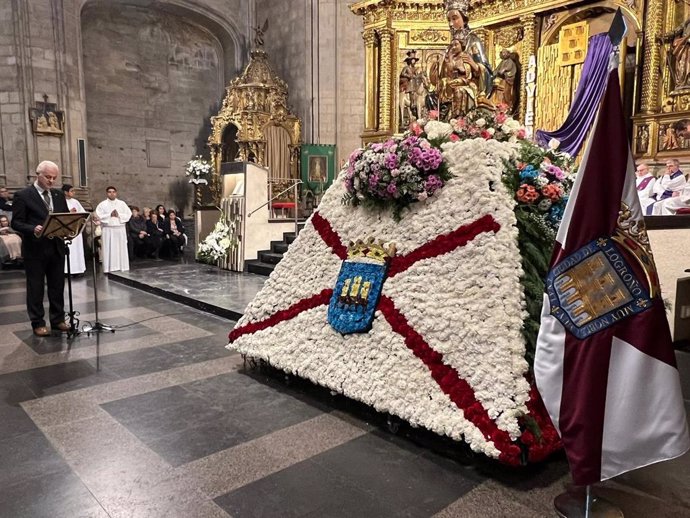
[284, 232, 297, 244]
[246, 260, 275, 276]
[258, 251, 284, 265]
[271, 241, 289, 254]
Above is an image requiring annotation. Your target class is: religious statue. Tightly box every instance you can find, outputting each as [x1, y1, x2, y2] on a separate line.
[254, 19, 269, 48]
[399, 50, 431, 128]
[661, 125, 679, 151]
[437, 0, 493, 119]
[47, 112, 60, 131]
[490, 49, 519, 113]
[669, 18, 690, 90]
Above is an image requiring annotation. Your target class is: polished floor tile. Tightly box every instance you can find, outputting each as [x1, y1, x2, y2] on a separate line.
[102, 372, 324, 467]
[1, 262, 689, 518]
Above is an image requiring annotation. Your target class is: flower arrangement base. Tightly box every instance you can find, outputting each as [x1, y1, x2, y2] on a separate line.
[228, 138, 561, 467]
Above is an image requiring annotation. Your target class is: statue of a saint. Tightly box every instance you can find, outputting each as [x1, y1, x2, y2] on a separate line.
[399, 50, 431, 128]
[668, 18, 690, 90]
[490, 49, 519, 112]
[399, 50, 419, 127]
[47, 112, 60, 131]
[438, 0, 493, 119]
[254, 19, 269, 48]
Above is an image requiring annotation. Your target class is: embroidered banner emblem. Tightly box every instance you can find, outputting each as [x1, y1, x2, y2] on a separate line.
[328, 238, 396, 334]
[546, 236, 652, 339]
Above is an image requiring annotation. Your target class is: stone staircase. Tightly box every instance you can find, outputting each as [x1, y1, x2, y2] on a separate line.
[246, 229, 300, 276]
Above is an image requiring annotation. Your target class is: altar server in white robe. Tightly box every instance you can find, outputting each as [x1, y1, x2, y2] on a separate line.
[96, 186, 131, 273]
[635, 163, 656, 214]
[62, 184, 86, 275]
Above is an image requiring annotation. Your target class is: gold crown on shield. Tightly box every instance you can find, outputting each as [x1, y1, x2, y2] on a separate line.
[445, 0, 470, 15]
[347, 238, 397, 264]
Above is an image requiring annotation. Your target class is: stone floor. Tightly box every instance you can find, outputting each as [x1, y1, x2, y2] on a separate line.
[1, 265, 690, 518]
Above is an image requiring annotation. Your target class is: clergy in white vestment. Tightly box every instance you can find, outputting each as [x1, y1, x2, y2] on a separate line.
[62, 184, 87, 275]
[646, 159, 686, 215]
[653, 183, 690, 215]
[635, 163, 656, 214]
[95, 186, 132, 273]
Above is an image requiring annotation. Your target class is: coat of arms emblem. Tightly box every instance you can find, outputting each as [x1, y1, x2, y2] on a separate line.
[328, 238, 396, 334]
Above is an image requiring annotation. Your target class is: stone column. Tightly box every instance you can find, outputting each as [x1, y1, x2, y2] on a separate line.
[519, 13, 537, 121]
[640, 0, 664, 114]
[363, 29, 377, 131]
[377, 27, 394, 132]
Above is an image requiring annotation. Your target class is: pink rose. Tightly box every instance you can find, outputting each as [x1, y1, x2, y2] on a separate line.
[410, 122, 423, 136]
[449, 133, 460, 142]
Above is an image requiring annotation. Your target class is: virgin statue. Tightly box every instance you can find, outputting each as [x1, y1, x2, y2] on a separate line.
[670, 18, 690, 90]
[437, 0, 494, 119]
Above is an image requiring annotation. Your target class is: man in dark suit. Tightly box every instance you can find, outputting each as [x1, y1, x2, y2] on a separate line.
[11, 161, 70, 336]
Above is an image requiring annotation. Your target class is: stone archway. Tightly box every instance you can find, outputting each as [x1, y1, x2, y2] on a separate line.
[78, 0, 246, 212]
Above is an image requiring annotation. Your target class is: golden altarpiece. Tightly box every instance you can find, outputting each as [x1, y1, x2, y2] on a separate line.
[207, 48, 301, 204]
[351, 0, 690, 164]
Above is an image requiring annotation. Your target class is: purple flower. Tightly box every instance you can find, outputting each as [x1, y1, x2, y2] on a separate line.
[424, 175, 444, 194]
[386, 183, 398, 197]
[368, 173, 380, 189]
[349, 149, 363, 163]
[384, 153, 399, 169]
[547, 165, 565, 181]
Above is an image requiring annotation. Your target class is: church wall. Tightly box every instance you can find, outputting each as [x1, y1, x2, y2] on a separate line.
[0, 0, 252, 210]
[333, 0, 366, 165]
[255, 0, 365, 166]
[0, 0, 87, 190]
[81, 4, 227, 213]
[255, 0, 312, 142]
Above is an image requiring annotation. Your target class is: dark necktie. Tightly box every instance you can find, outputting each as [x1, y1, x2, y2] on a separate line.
[42, 190, 51, 211]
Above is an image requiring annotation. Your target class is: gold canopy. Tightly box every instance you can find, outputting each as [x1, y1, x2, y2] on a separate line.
[207, 49, 301, 203]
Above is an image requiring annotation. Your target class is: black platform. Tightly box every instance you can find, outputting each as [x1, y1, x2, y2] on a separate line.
[108, 262, 265, 321]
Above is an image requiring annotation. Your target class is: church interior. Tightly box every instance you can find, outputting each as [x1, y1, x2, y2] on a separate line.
[1, 0, 690, 516]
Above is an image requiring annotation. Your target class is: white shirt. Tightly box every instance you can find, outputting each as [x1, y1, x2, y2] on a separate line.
[33, 181, 53, 211]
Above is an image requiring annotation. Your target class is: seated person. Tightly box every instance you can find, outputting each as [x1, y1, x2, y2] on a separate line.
[0, 214, 22, 265]
[127, 206, 154, 259]
[162, 209, 185, 258]
[635, 163, 656, 214]
[145, 212, 165, 258]
[652, 182, 690, 215]
[647, 159, 686, 215]
[0, 187, 12, 221]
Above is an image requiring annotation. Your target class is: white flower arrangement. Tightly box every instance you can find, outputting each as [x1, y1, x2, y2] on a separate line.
[197, 213, 237, 263]
[185, 156, 211, 185]
[227, 139, 549, 463]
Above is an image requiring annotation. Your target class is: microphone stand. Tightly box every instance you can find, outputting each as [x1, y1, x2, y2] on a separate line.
[82, 215, 114, 335]
[63, 237, 80, 338]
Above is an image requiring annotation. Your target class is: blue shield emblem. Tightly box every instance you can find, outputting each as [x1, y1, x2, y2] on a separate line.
[328, 260, 388, 334]
[545, 236, 652, 339]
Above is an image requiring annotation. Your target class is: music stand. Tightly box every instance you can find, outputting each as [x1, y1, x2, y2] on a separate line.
[82, 214, 115, 337]
[40, 211, 90, 338]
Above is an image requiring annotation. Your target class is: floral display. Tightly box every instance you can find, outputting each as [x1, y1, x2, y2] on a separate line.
[407, 109, 575, 363]
[342, 137, 451, 221]
[228, 138, 562, 466]
[185, 156, 212, 185]
[197, 213, 236, 263]
[411, 103, 525, 143]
